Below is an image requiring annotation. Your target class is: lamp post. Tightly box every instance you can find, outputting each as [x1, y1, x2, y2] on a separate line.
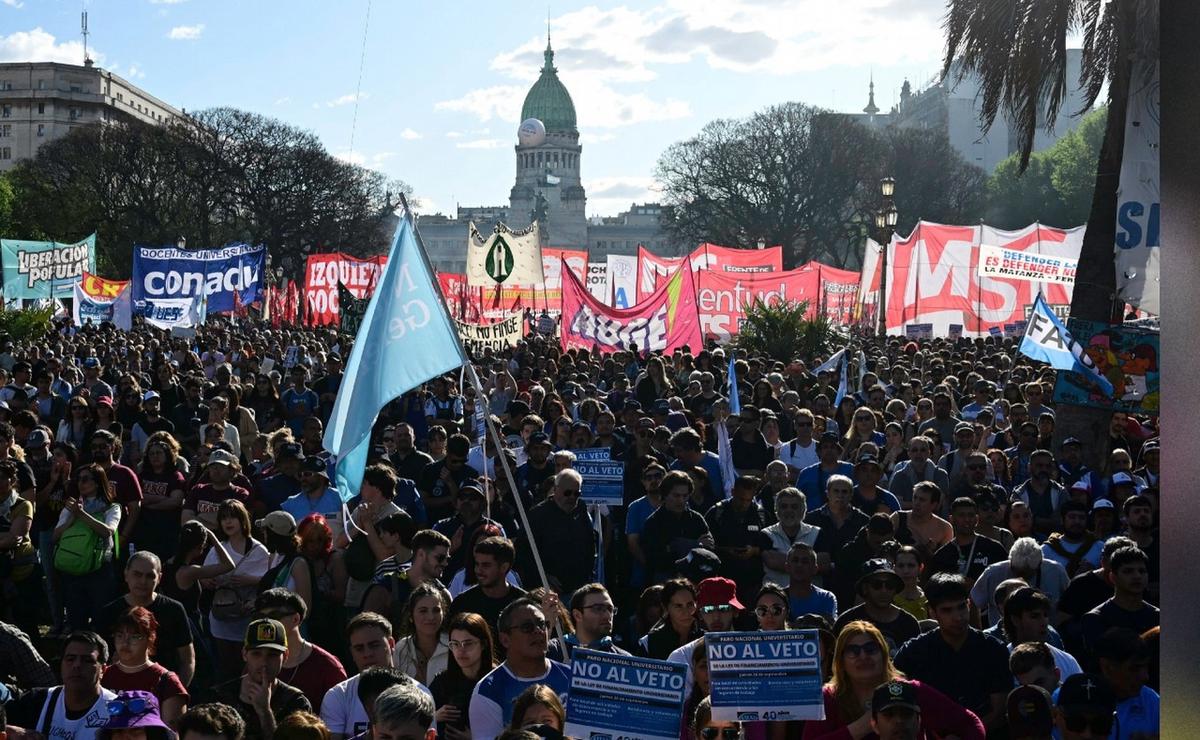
[875, 177, 897, 335]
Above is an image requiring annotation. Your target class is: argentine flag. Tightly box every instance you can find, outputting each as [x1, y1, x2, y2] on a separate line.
[324, 213, 467, 501]
[1019, 294, 1114, 396]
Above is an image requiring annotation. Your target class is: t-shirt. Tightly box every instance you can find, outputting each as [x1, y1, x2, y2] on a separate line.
[929, 535, 1009, 581]
[1116, 685, 1160, 739]
[281, 488, 345, 541]
[833, 604, 921, 654]
[448, 584, 527, 640]
[95, 594, 193, 674]
[320, 673, 434, 738]
[778, 438, 820, 472]
[184, 483, 251, 529]
[1081, 599, 1160, 655]
[282, 387, 320, 432]
[787, 586, 838, 622]
[216, 679, 311, 740]
[893, 628, 1012, 718]
[6, 685, 117, 740]
[970, 561, 1071, 626]
[468, 661, 572, 740]
[101, 662, 188, 706]
[1058, 569, 1113, 619]
[103, 463, 143, 512]
[1041, 538, 1104, 574]
[277, 643, 348, 713]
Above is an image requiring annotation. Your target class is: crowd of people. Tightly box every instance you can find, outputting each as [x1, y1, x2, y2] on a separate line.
[0, 312, 1161, 740]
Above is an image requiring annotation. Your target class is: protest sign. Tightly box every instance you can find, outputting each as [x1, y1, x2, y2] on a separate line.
[575, 456, 625, 505]
[905, 324, 933, 340]
[455, 314, 523, 355]
[562, 261, 702, 355]
[707, 630, 825, 722]
[133, 242, 264, 313]
[565, 649, 688, 740]
[948, 324, 963, 340]
[304, 252, 386, 326]
[1051, 319, 1159, 415]
[570, 448, 613, 462]
[979, 244, 1077, 285]
[1, 234, 95, 299]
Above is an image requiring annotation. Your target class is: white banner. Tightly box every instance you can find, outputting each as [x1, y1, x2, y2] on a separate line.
[586, 261, 609, 304]
[141, 296, 200, 330]
[454, 314, 524, 355]
[1115, 61, 1160, 315]
[607, 254, 637, 309]
[978, 244, 1077, 285]
[467, 222, 544, 287]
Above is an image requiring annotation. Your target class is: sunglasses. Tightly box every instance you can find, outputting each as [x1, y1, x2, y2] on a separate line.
[754, 604, 785, 617]
[700, 729, 740, 740]
[508, 618, 548, 634]
[107, 697, 150, 717]
[842, 641, 882, 658]
[866, 578, 898, 591]
[560, 488, 582, 497]
[700, 604, 734, 615]
[448, 639, 480, 650]
[1062, 713, 1114, 735]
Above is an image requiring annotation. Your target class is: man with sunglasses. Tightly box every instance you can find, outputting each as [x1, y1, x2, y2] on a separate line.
[525, 469, 595, 597]
[547, 583, 631, 663]
[281, 456, 345, 541]
[777, 409, 818, 478]
[1004, 421, 1042, 489]
[730, 406, 771, 478]
[1012, 450, 1067, 540]
[834, 559, 919, 653]
[468, 598, 570, 740]
[362, 530, 451, 635]
[1053, 673, 1117, 740]
[418, 433, 477, 523]
[4, 631, 117, 740]
[625, 462, 667, 589]
[888, 436, 951, 507]
[515, 431, 555, 503]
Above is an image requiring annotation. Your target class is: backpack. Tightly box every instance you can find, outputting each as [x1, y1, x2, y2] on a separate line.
[53, 512, 116, 576]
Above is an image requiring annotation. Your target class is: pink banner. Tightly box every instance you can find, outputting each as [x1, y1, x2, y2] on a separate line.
[304, 253, 387, 326]
[799, 261, 862, 324]
[637, 243, 784, 301]
[885, 222, 1082, 336]
[562, 259, 702, 354]
[696, 268, 821, 341]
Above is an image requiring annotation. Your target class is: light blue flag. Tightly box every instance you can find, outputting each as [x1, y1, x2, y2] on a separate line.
[323, 215, 467, 502]
[727, 353, 741, 415]
[812, 348, 845, 376]
[834, 347, 850, 407]
[1020, 294, 1114, 395]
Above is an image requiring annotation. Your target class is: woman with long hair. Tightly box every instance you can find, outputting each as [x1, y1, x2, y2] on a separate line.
[392, 582, 451, 685]
[298, 513, 340, 647]
[640, 578, 702, 660]
[203, 499, 268, 679]
[246, 374, 285, 432]
[880, 422, 908, 476]
[35, 441, 77, 636]
[427, 426, 448, 463]
[258, 511, 314, 626]
[430, 611, 497, 740]
[636, 356, 675, 408]
[220, 387, 259, 453]
[101, 606, 189, 725]
[56, 395, 94, 449]
[550, 416, 574, 449]
[802, 621, 984, 740]
[751, 379, 782, 414]
[53, 463, 119, 630]
[833, 397, 858, 438]
[841, 409, 885, 462]
[753, 585, 789, 632]
[134, 440, 188, 561]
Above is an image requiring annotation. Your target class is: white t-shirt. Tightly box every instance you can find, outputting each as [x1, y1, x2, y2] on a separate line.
[32, 686, 117, 740]
[204, 538, 269, 642]
[778, 438, 820, 472]
[320, 673, 433, 738]
[446, 567, 522, 598]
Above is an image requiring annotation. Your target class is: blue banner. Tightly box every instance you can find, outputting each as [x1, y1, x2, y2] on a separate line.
[707, 630, 825, 722]
[1, 234, 95, 299]
[565, 649, 688, 740]
[573, 449, 624, 506]
[132, 243, 265, 314]
[570, 448, 613, 462]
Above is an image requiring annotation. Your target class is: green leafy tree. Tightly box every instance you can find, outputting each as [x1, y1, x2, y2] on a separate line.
[735, 298, 843, 363]
[944, 0, 1158, 467]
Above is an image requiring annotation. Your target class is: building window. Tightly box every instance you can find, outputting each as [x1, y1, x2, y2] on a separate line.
[117, 92, 124, 102]
[0, 81, 10, 91]
[36, 80, 45, 90]
[536, 152, 543, 165]
[0, 147, 9, 160]
[69, 108, 79, 120]
[69, 84, 82, 93]
[37, 124, 44, 137]
[0, 125, 10, 138]
[37, 102, 45, 114]
[1, 106, 9, 118]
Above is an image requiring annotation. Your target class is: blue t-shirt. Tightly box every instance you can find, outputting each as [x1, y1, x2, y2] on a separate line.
[852, 486, 902, 513]
[281, 487, 343, 526]
[625, 495, 660, 587]
[1049, 684, 1158, 740]
[281, 387, 319, 433]
[788, 586, 839, 622]
[469, 660, 571, 740]
[795, 461, 855, 510]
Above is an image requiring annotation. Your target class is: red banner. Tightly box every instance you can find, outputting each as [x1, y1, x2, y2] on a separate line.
[696, 268, 820, 341]
[636, 243, 784, 301]
[884, 222, 1082, 336]
[304, 253, 387, 326]
[798, 261, 862, 325]
[562, 260, 702, 354]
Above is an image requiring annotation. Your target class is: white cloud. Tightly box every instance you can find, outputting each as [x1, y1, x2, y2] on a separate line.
[167, 24, 204, 40]
[274, 96, 291, 105]
[334, 150, 395, 169]
[324, 92, 368, 108]
[0, 28, 99, 65]
[2, 0, 25, 9]
[444, 131, 464, 139]
[399, 128, 422, 140]
[456, 138, 505, 150]
[439, 2, 943, 130]
[580, 132, 616, 144]
[126, 64, 145, 79]
[585, 176, 661, 215]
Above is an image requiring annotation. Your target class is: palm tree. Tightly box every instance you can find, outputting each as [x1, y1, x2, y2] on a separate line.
[942, 0, 1158, 466]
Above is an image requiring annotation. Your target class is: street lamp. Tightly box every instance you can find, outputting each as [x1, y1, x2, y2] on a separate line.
[875, 177, 897, 336]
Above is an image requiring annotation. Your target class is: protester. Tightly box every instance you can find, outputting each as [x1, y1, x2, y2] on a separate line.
[99, 607, 189, 724]
[430, 612, 497, 740]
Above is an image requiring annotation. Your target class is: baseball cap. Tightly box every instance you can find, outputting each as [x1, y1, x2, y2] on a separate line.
[636, 417, 657, 431]
[243, 618, 288, 653]
[1007, 684, 1053, 737]
[82, 357, 100, 368]
[674, 548, 721, 582]
[458, 480, 486, 499]
[95, 396, 114, 408]
[102, 690, 171, 731]
[141, 390, 160, 403]
[856, 453, 882, 469]
[24, 429, 50, 448]
[954, 422, 975, 434]
[302, 456, 330, 476]
[858, 558, 903, 594]
[1062, 436, 1082, 447]
[623, 400, 643, 412]
[695, 576, 744, 610]
[207, 449, 239, 468]
[652, 399, 671, 414]
[256, 510, 297, 537]
[1111, 471, 1135, 486]
[819, 431, 842, 446]
[1056, 673, 1116, 713]
[871, 680, 921, 715]
[1092, 498, 1115, 511]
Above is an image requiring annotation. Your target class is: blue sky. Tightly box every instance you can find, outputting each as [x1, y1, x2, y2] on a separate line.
[1, 0, 953, 217]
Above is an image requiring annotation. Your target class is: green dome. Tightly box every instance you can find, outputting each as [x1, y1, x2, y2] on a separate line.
[520, 41, 577, 134]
